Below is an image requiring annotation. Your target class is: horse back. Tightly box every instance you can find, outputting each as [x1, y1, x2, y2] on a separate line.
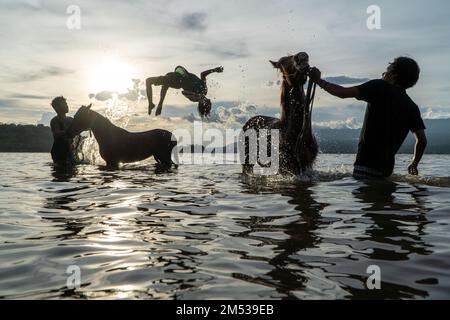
[102, 128, 176, 164]
[243, 116, 280, 131]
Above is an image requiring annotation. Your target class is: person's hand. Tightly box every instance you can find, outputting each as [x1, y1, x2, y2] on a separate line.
[215, 66, 224, 73]
[309, 67, 322, 83]
[408, 161, 419, 175]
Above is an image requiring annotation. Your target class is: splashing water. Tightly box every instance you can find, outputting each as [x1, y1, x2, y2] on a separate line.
[73, 98, 259, 165]
[71, 91, 450, 188]
[74, 78, 322, 175]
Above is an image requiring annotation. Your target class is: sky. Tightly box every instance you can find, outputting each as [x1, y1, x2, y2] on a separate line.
[1, 0, 450, 129]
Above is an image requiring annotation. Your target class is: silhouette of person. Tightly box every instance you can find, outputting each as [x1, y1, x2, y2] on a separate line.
[309, 57, 427, 178]
[50, 96, 75, 165]
[145, 65, 223, 117]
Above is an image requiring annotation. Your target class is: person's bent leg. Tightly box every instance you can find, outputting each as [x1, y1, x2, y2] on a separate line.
[147, 73, 181, 116]
[146, 76, 167, 115]
[145, 77, 156, 115]
[155, 86, 168, 116]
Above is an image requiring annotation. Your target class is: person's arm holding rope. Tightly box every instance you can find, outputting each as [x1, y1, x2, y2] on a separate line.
[309, 67, 359, 99]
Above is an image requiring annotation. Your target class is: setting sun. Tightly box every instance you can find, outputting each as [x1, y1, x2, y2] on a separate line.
[89, 56, 136, 93]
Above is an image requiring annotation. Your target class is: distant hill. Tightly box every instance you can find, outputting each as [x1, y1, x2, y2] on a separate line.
[0, 124, 53, 152]
[1, 119, 449, 154]
[315, 119, 450, 154]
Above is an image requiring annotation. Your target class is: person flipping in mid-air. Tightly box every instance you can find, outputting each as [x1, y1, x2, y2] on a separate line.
[145, 65, 223, 117]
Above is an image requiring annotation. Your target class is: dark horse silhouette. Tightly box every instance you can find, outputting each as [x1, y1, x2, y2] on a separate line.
[66, 105, 177, 168]
[242, 52, 318, 175]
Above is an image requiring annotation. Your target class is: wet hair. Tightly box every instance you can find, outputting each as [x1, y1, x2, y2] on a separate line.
[198, 97, 211, 117]
[390, 57, 420, 89]
[51, 96, 68, 114]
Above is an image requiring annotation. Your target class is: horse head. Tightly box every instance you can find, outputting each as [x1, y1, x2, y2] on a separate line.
[270, 52, 310, 126]
[271, 52, 318, 173]
[269, 52, 310, 133]
[270, 52, 310, 87]
[66, 104, 93, 138]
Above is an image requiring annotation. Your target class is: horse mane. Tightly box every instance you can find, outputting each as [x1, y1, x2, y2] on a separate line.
[275, 54, 304, 125]
[90, 109, 112, 126]
[280, 79, 289, 123]
[280, 75, 302, 126]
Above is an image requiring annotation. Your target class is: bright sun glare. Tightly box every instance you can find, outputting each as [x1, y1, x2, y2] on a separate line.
[89, 56, 136, 93]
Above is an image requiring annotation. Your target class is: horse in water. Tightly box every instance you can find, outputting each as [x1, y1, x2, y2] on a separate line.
[241, 52, 318, 175]
[66, 105, 177, 168]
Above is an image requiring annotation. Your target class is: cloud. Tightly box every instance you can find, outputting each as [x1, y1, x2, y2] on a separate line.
[119, 90, 139, 102]
[0, 99, 22, 109]
[263, 80, 281, 88]
[0, 98, 46, 124]
[313, 117, 362, 129]
[89, 91, 115, 101]
[323, 76, 369, 85]
[188, 103, 257, 126]
[8, 93, 52, 100]
[422, 106, 450, 119]
[313, 104, 366, 123]
[263, 76, 366, 88]
[37, 111, 54, 126]
[2, 0, 44, 11]
[90, 79, 143, 102]
[180, 12, 207, 31]
[123, 101, 260, 139]
[2, 0, 450, 125]
[12, 67, 75, 82]
[202, 41, 250, 59]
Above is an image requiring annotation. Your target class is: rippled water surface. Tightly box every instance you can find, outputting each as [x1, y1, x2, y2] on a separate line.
[1, 153, 450, 299]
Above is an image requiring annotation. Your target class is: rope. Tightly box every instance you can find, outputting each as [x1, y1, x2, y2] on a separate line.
[310, 81, 316, 116]
[303, 78, 316, 126]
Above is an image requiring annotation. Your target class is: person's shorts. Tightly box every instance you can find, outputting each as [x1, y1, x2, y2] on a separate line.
[353, 165, 385, 180]
[150, 72, 183, 89]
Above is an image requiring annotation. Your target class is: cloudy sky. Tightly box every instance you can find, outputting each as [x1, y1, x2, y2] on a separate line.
[1, 0, 449, 128]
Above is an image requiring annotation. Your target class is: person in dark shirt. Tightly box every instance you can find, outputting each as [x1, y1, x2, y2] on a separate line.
[50, 96, 74, 165]
[309, 57, 427, 178]
[145, 65, 223, 118]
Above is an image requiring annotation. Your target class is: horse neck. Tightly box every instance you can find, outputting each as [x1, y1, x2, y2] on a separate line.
[283, 82, 305, 132]
[90, 111, 119, 143]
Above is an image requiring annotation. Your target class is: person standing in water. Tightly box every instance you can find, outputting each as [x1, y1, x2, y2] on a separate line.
[50, 96, 75, 165]
[145, 65, 223, 117]
[309, 57, 427, 178]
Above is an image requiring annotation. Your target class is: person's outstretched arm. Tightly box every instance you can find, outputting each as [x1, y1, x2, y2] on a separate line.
[408, 129, 427, 175]
[201, 66, 224, 81]
[309, 67, 359, 99]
